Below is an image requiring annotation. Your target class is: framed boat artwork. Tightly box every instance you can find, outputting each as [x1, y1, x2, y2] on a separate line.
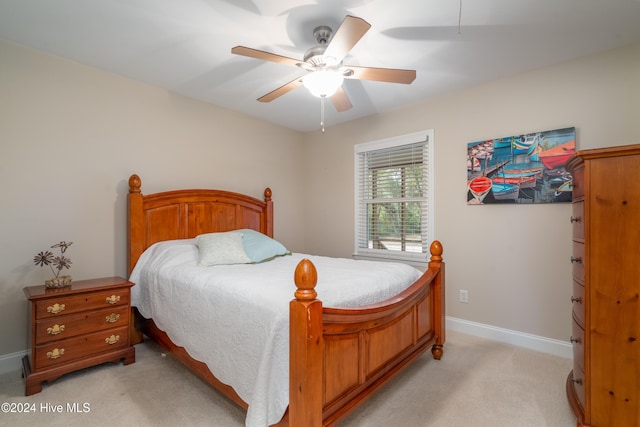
[467, 127, 575, 204]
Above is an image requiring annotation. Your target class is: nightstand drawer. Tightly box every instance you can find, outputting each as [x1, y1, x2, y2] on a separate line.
[35, 305, 129, 344]
[34, 325, 129, 370]
[35, 288, 130, 319]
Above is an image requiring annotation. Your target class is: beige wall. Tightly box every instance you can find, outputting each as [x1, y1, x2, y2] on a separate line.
[0, 40, 306, 356]
[1, 37, 638, 362]
[301, 43, 640, 341]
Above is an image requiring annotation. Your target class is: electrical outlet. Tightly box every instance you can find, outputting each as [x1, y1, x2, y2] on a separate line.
[459, 290, 469, 303]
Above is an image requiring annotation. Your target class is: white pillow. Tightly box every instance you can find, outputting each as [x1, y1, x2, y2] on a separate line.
[195, 232, 251, 266]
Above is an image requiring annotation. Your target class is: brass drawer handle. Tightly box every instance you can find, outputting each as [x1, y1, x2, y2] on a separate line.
[46, 303, 66, 314]
[570, 256, 582, 264]
[105, 334, 120, 345]
[46, 348, 65, 359]
[571, 296, 582, 303]
[46, 324, 65, 335]
[105, 313, 120, 323]
[105, 295, 121, 305]
[570, 336, 582, 344]
[570, 216, 581, 223]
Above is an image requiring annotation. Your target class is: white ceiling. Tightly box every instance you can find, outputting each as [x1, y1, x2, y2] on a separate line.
[1, 0, 640, 132]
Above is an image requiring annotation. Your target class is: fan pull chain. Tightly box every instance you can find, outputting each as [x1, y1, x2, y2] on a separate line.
[320, 95, 326, 133]
[458, 0, 462, 35]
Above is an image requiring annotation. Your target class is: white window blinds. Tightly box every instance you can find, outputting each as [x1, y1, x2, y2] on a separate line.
[354, 130, 434, 264]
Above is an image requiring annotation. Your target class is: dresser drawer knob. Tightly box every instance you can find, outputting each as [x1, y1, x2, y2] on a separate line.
[105, 313, 120, 323]
[105, 295, 121, 305]
[570, 216, 582, 223]
[46, 324, 65, 335]
[46, 303, 66, 314]
[570, 256, 582, 264]
[570, 336, 582, 344]
[46, 348, 65, 359]
[571, 296, 582, 303]
[105, 334, 120, 345]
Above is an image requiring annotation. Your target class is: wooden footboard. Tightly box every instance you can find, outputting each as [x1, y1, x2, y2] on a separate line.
[290, 241, 445, 426]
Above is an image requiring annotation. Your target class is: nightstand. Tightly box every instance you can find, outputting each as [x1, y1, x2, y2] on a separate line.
[22, 276, 136, 396]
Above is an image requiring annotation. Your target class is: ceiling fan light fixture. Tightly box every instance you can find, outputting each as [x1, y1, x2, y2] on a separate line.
[302, 70, 344, 98]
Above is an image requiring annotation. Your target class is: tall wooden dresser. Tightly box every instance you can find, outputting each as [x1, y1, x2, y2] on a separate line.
[565, 144, 640, 426]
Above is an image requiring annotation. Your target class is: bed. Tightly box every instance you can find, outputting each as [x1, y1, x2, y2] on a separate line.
[126, 174, 445, 427]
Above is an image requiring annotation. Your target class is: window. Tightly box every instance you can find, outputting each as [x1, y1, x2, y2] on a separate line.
[354, 130, 434, 265]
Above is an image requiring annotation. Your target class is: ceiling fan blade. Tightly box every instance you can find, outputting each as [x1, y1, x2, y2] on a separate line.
[231, 46, 301, 68]
[257, 77, 304, 103]
[323, 16, 371, 63]
[331, 87, 352, 112]
[345, 66, 416, 84]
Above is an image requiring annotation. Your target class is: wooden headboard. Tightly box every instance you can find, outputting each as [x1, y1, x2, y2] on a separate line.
[127, 174, 273, 274]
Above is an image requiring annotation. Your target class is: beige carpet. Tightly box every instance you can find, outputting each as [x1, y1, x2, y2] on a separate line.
[0, 330, 576, 426]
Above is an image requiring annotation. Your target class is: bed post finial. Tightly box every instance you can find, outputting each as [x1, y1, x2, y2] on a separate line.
[294, 258, 317, 301]
[129, 174, 141, 193]
[264, 188, 273, 237]
[429, 240, 443, 263]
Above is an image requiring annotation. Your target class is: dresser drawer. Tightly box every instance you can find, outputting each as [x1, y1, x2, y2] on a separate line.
[35, 288, 129, 319]
[571, 201, 584, 240]
[570, 165, 584, 199]
[572, 365, 586, 411]
[571, 280, 585, 328]
[571, 319, 585, 372]
[571, 242, 584, 282]
[34, 325, 129, 370]
[35, 305, 129, 344]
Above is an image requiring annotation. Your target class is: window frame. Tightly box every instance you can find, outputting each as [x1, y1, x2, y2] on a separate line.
[353, 130, 435, 267]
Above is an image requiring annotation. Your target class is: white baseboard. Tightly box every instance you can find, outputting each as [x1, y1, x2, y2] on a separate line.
[446, 316, 572, 359]
[0, 350, 27, 375]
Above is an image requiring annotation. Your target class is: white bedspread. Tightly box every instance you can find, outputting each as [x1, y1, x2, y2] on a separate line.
[129, 239, 421, 427]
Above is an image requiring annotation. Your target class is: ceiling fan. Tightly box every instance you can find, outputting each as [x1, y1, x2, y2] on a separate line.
[231, 15, 416, 113]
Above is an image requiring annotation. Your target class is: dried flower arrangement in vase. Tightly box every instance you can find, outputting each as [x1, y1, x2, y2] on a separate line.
[33, 241, 73, 288]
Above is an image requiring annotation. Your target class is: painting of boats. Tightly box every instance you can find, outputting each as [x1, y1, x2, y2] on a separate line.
[467, 127, 575, 204]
